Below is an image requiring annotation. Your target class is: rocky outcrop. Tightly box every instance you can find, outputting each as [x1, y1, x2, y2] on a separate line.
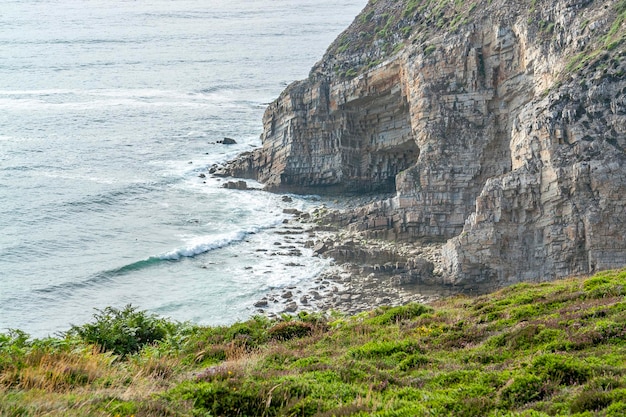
[441, 61, 626, 288]
[225, 0, 626, 291]
[226, 60, 420, 194]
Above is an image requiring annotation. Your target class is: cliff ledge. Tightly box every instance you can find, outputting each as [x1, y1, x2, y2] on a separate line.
[224, 0, 626, 290]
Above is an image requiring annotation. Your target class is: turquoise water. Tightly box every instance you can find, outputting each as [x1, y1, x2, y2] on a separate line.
[0, 0, 366, 336]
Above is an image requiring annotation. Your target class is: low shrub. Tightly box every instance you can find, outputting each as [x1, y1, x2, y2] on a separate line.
[506, 325, 565, 351]
[349, 339, 422, 359]
[583, 271, 626, 299]
[66, 305, 176, 357]
[531, 354, 591, 385]
[172, 381, 265, 416]
[367, 303, 432, 325]
[570, 390, 612, 413]
[607, 401, 626, 417]
[268, 321, 314, 341]
[398, 353, 430, 371]
[499, 373, 547, 407]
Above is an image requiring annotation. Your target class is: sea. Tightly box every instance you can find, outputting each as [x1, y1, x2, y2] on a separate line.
[0, 0, 367, 337]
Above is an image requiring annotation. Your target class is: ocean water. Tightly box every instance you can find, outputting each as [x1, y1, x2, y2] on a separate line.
[0, 0, 366, 337]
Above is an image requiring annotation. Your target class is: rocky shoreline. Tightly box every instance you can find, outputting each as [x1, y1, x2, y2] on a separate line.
[250, 204, 454, 319]
[217, 0, 626, 289]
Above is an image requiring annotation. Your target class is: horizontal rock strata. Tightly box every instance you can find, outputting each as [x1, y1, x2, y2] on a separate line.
[224, 0, 626, 291]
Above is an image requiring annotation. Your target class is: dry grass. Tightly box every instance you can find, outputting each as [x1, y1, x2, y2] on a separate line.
[0, 347, 110, 392]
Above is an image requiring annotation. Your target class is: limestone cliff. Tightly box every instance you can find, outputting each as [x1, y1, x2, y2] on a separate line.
[225, 0, 626, 290]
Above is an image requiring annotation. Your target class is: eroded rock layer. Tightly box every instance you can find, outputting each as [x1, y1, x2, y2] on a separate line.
[226, 0, 626, 290]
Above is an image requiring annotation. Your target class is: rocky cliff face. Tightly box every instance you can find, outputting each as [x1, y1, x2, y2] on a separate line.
[226, 0, 626, 290]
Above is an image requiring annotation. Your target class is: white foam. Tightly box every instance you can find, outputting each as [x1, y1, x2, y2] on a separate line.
[0, 89, 76, 96]
[158, 229, 256, 260]
[0, 87, 241, 111]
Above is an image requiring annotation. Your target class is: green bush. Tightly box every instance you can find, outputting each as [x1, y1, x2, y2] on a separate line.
[268, 321, 313, 341]
[350, 339, 422, 359]
[172, 381, 264, 416]
[583, 271, 626, 299]
[0, 330, 31, 371]
[398, 353, 430, 371]
[499, 373, 547, 407]
[570, 390, 612, 413]
[367, 303, 432, 325]
[66, 304, 175, 357]
[607, 401, 626, 417]
[223, 316, 272, 347]
[531, 354, 591, 385]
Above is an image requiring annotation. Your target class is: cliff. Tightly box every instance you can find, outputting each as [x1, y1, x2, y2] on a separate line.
[224, 0, 626, 290]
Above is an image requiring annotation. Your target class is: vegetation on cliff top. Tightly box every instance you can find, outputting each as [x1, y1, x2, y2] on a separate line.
[326, 0, 626, 80]
[2, 269, 626, 416]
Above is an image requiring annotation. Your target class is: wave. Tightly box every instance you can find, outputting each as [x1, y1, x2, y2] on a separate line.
[58, 181, 161, 212]
[0, 89, 76, 96]
[0, 86, 247, 111]
[158, 229, 255, 260]
[0, 87, 242, 100]
[0, 98, 224, 111]
[27, 227, 269, 299]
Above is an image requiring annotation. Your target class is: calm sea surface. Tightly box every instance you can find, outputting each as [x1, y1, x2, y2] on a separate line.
[0, 0, 366, 336]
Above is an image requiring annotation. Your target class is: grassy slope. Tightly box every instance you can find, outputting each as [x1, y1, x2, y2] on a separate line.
[2, 269, 626, 416]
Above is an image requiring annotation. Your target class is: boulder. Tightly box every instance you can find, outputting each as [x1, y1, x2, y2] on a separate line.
[220, 137, 237, 145]
[283, 302, 298, 313]
[222, 180, 248, 190]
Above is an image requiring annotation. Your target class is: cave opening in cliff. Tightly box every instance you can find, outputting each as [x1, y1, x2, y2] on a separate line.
[339, 96, 420, 194]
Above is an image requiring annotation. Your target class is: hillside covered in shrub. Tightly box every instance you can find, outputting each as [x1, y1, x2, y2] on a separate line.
[2, 269, 626, 416]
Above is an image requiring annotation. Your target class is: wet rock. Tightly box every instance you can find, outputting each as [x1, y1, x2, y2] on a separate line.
[222, 180, 247, 190]
[312, 240, 334, 255]
[283, 302, 298, 313]
[219, 0, 626, 289]
[254, 300, 268, 308]
[281, 291, 293, 299]
[283, 208, 302, 215]
[212, 169, 230, 178]
[281, 195, 293, 202]
[219, 137, 237, 145]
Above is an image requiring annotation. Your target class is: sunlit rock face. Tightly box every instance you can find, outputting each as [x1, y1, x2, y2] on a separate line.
[225, 0, 626, 290]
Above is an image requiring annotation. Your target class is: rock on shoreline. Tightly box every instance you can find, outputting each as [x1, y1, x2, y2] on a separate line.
[222, 0, 626, 291]
[252, 205, 453, 319]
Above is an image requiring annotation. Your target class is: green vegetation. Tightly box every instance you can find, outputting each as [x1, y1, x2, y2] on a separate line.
[65, 305, 180, 357]
[424, 44, 437, 56]
[2, 269, 626, 416]
[604, 0, 626, 49]
[335, 0, 484, 79]
[562, 0, 626, 77]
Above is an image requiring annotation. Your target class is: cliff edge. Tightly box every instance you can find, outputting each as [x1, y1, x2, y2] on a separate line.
[224, 0, 626, 290]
